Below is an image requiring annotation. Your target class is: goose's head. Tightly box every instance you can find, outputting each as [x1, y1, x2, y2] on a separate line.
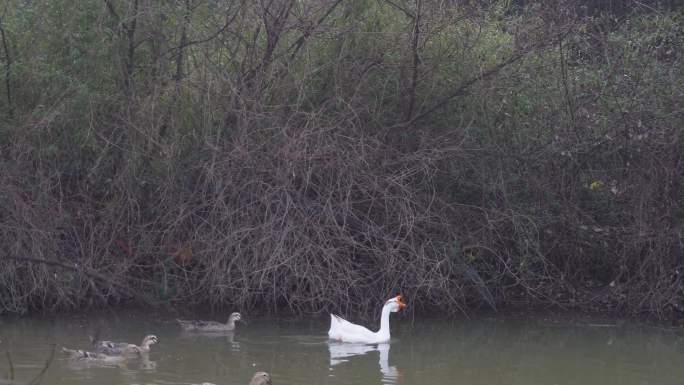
[141, 335, 158, 348]
[229, 312, 244, 324]
[249, 371, 272, 385]
[384, 295, 407, 313]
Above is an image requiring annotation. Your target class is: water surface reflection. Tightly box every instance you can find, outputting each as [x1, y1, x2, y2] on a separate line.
[179, 330, 241, 351]
[1, 313, 683, 385]
[328, 342, 399, 384]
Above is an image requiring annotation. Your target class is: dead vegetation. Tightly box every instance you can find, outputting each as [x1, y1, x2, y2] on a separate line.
[0, 0, 682, 318]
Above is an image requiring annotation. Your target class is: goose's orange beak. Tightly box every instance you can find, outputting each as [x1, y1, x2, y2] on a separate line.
[396, 295, 407, 310]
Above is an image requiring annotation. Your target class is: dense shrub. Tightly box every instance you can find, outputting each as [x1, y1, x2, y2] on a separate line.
[0, 0, 681, 318]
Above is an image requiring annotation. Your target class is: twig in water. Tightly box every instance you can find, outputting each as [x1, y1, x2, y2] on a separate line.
[28, 344, 56, 385]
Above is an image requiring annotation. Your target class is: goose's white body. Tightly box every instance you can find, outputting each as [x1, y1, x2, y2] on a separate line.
[328, 295, 406, 344]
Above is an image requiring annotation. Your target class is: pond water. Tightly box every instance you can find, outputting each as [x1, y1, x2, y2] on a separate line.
[1, 310, 683, 385]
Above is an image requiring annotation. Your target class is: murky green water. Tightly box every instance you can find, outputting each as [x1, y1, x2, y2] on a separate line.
[1, 310, 683, 385]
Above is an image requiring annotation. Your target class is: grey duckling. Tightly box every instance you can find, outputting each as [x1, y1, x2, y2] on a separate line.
[249, 372, 272, 385]
[177, 312, 243, 332]
[91, 334, 158, 355]
[196, 371, 271, 385]
[61, 347, 126, 362]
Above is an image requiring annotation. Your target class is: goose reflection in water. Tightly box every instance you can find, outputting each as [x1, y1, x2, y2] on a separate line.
[328, 342, 400, 384]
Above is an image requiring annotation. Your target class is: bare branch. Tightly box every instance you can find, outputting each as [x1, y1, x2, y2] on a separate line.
[0, 15, 13, 118]
[103, 0, 121, 22]
[405, 30, 572, 125]
[382, 0, 415, 19]
[165, 0, 245, 55]
[405, 0, 421, 121]
[288, 0, 344, 59]
[1, 256, 158, 308]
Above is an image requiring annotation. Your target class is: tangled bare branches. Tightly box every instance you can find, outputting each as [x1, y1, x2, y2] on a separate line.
[0, 0, 681, 319]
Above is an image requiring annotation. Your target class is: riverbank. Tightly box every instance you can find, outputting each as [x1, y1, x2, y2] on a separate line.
[3, 300, 682, 331]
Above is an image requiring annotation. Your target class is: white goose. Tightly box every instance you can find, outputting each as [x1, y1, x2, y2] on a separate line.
[328, 295, 406, 344]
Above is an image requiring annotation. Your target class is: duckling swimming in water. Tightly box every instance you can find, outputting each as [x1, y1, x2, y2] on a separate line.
[177, 312, 243, 332]
[195, 371, 272, 385]
[91, 334, 158, 355]
[61, 347, 127, 362]
[249, 372, 272, 385]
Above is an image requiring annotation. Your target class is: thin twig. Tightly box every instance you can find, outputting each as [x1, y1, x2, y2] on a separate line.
[27, 345, 56, 385]
[0, 15, 13, 118]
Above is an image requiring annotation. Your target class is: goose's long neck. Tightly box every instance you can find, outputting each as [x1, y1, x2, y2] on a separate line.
[378, 304, 392, 337]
